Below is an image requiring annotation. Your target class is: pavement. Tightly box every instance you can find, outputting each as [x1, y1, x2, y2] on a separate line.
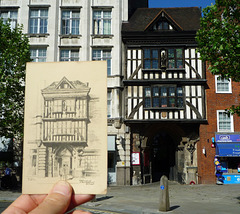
[0, 181, 240, 214]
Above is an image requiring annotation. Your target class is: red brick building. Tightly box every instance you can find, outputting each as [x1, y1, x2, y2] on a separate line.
[198, 65, 240, 184]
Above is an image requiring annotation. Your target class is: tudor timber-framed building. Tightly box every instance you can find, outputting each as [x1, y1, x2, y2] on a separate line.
[122, 7, 207, 184]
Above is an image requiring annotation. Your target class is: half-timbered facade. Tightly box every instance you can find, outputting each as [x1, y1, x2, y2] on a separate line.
[122, 7, 207, 184]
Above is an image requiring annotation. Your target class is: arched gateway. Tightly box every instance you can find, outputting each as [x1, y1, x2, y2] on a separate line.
[130, 123, 200, 185]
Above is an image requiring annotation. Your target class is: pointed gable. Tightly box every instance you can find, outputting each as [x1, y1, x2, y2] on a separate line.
[122, 7, 201, 33]
[56, 76, 75, 89]
[144, 9, 183, 32]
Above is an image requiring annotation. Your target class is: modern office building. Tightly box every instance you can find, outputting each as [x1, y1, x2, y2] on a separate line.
[0, 0, 148, 185]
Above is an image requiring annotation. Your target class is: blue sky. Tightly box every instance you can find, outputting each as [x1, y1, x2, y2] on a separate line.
[149, 0, 215, 9]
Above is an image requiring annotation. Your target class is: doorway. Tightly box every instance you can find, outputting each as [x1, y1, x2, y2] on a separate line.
[150, 132, 176, 182]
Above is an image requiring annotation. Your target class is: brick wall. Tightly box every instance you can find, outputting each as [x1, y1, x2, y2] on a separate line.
[198, 63, 240, 184]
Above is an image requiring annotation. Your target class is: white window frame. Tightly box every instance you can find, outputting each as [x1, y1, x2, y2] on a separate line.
[215, 75, 232, 93]
[217, 110, 234, 132]
[107, 91, 112, 118]
[29, 9, 48, 34]
[60, 49, 79, 61]
[93, 10, 112, 35]
[0, 10, 18, 29]
[92, 49, 112, 75]
[61, 9, 80, 35]
[30, 48, 47, 62]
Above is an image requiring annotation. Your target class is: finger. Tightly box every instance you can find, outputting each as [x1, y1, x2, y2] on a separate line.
[68, 194, 95, 211]
[2, 194, 47, 214]
[29, 180, 72, 214]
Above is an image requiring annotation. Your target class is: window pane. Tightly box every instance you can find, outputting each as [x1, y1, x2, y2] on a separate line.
[145, 98, 151, 108]
[144, 60, 151, 69]
[161, 87, 167, 96]
[217, 77, 230, 92]
[152, 50, 158, 58]
[144, 49, 150, 58]
[177, 60, 183, 68]
[152, 60, 158, 69]
[168, 49, 174, 58]
[177, 87, 183, 96]
[153, 98, 159, 107]
[153, 87, 159, 96]
[219, 112, 231, 131]
[177, 98, 183, 107]
[161, 98, 167, 107]
[145, 88, 151, 97]
[169, 87, 175, 96]
[176, 49, 182, 58]
[169, 98, 175, 107]
[103, 19, 111, 34]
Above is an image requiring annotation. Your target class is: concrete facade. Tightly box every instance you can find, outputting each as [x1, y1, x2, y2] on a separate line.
[0, 0, 148, 185]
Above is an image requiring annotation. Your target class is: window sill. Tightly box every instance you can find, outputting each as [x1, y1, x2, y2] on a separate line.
[91, 34, 113, 39]
[28, 33, 49, 38]
[144, 107, 184, 110]
[60, 34, 82, 39]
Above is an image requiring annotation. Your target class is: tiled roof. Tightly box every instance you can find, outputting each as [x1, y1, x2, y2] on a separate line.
[122, 7, 201, 32]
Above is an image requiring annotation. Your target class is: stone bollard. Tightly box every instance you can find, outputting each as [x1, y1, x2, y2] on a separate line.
[159, 175, 170, 212]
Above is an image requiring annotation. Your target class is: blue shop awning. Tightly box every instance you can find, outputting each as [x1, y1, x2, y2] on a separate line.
[216, 143, 240, 157]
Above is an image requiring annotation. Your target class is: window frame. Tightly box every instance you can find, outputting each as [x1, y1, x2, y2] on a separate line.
[30, 48, 47, 62]
[217, 110, 234, 132]
[29, 8, 48, 34]
[143, 85, 184, 109]
[215, 75, 232, 93]
[92, 49, 112, 76]
[143, 48, 184, 70]
[60, 49, 79, 61]
[93, 10, 112, 35]
[107, 90, 112, 118]
[61, 9, 80, 35]
[0, 9, 18, 29]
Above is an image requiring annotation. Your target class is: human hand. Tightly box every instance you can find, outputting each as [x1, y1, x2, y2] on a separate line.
[2, 180, 95, 214]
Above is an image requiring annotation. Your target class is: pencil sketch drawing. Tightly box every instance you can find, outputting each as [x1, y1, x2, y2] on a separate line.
[28, 77, 98, 180]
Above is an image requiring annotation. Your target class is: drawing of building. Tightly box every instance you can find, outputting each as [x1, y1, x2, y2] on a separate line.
[29, 76, 98, 179]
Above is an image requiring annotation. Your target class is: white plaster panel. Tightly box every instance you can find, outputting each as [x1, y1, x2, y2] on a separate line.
[185, 49, 189, 58]
[185, 86, 190, 97]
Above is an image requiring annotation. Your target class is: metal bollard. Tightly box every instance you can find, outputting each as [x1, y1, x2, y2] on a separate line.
[159, 175, 170, 212]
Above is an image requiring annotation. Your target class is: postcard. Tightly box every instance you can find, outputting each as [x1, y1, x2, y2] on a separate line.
[22, 61, 107, 194]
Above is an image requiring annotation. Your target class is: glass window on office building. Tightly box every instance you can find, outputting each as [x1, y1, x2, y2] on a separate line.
[60, 49, 79, 61]
[30, 48, 47, 62]
[61, 10, 80, 35]
[93, 10, 111, 35]
[92, 49, 112, 76]
[29, 9, 48, 34]
[0, 10, 18, 29]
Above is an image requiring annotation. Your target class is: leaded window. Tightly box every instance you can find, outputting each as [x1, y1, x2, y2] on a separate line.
[144, 85, 184, 108]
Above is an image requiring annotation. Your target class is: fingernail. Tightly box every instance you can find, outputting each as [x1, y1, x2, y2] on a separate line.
[52, 181, 71, 196]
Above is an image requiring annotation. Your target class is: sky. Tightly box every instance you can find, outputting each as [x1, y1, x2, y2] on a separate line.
[149, 0, 215, 9]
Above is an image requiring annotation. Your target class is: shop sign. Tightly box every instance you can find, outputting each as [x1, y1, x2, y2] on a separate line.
[216, 134, 240, 142]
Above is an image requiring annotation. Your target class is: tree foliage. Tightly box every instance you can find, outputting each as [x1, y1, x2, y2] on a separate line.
[196, 0, 240, 115]
[0, 19, 31, 140]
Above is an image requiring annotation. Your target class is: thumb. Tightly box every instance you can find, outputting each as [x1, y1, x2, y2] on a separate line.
[30, 181, 72, 214]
